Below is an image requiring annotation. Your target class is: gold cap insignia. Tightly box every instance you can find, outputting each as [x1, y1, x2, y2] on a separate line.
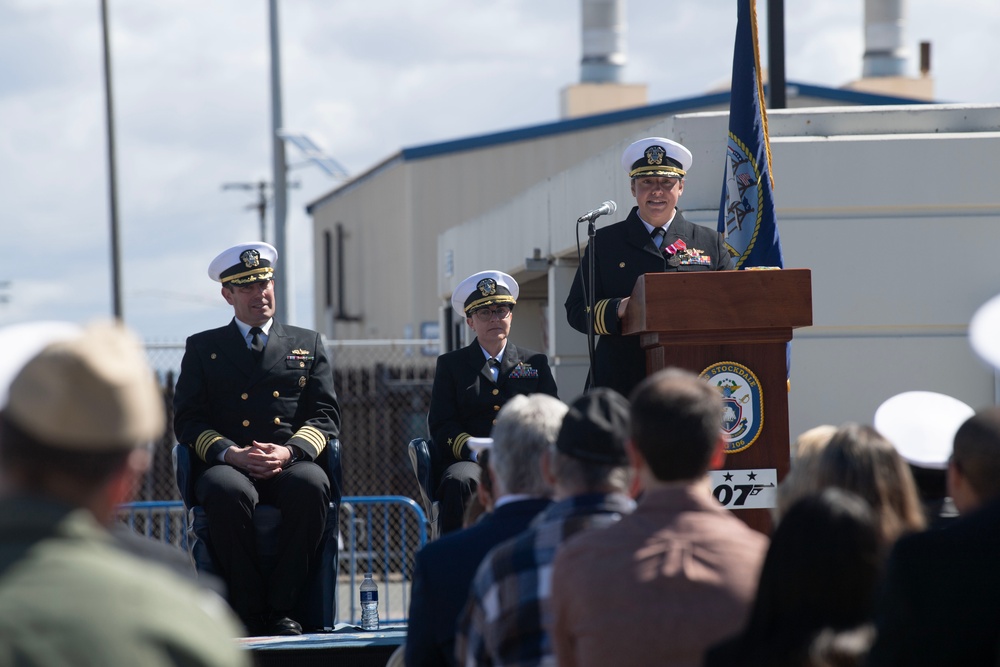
[644, 145, 665, 166]
[477, 278, 497, 297]
[240, 249, 261, 268]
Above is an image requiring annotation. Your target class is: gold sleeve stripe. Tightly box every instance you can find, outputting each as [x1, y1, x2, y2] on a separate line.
[194, 431, 226, 461]
[452, 433, 471, 459]
[290, 425, 328, 458]
[594, 299, 613, 335]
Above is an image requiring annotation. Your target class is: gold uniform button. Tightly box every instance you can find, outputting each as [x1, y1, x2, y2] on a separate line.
[273, 391, 280, 398]
[241, 393, 248, 400]
[492, 419, 497, 425]
[210, 353, 217, 359]
[300, 361, 305, 368]
[273, 417, 281, 425]
[492, 389, 499, 396]
[494, 405, 500, 412]
[242, 420, 250, 427]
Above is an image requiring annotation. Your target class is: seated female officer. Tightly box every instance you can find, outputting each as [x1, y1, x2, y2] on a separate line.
[427, 270, 559, 534]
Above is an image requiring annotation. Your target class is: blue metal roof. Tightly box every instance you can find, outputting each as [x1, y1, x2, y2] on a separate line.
[306, 81, 934, 213]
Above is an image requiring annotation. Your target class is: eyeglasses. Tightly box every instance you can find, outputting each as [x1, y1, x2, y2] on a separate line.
[472, 305, 512, 321]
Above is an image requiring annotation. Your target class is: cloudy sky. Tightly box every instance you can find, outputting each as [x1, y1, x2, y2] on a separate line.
[2, 0, 998, 342]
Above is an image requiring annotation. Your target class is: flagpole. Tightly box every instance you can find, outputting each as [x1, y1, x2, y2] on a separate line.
[767, 0, 787, 109]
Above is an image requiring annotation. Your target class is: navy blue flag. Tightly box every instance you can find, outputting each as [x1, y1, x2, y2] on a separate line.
[717, 0, 783, 269]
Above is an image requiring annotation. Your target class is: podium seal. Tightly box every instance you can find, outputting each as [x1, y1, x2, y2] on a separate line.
[700, 361, 764, 454]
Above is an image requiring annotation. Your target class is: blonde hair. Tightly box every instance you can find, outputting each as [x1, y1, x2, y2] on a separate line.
[777, 423, 926, 545]
[775, 425, 837, 521]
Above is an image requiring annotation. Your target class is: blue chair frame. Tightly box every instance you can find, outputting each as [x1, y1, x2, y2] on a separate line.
[172, 440, 342, 630]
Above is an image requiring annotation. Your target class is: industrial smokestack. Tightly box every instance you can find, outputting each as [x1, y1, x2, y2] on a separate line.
[862, 0, 908, 77]
[580, 0, 626, 84]
[920, 40, 931, 76]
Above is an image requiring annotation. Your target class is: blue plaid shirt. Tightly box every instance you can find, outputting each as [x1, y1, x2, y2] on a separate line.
[455, 492, 635, 667]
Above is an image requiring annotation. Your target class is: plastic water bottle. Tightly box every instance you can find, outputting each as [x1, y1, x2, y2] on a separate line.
[360, 572, 379, 631]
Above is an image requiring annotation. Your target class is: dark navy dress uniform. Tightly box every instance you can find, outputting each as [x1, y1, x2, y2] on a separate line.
[564, 206, 732, 398]
[429, 339, 558, 462]
[174, 319, 341, 629]
[174, 319, 339, 465]
[428, 339, 558, 533]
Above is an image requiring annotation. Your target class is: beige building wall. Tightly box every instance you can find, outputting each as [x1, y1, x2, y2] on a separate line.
[560, 82, 648, 118]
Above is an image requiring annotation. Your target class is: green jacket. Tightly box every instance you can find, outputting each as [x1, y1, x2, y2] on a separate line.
[0, 496, 250, 667]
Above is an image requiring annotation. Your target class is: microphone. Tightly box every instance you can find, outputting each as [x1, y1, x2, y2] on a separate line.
[577, 200, 617, 223]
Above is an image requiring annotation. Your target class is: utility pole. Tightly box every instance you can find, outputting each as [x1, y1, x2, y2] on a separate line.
[99, 0, 124, 320]
[222, 181, 270, 242]
[268, 0, 289, 324]
[221, 179, 300, 243]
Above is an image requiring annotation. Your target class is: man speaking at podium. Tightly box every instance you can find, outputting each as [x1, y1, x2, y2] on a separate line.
[565, 137, 732, 398]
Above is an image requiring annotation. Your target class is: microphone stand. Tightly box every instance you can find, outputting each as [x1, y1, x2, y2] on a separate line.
[575, 201, 615, 390]
[578, 218, 598, 389]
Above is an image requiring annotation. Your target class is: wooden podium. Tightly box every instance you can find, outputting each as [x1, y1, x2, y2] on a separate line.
[622, 269, 813, 533]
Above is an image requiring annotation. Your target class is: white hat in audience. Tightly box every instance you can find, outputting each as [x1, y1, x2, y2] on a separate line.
[874, 391, 974, 469]
[970, 293, 1000, 370]
[0, 321, 82, 409]
[4, 321, 165, 451]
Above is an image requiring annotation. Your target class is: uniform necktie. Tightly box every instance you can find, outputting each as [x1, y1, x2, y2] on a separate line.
[488, 357, 500, 382]
[651, 227, 666, 250]
[249, 326, 265, 361]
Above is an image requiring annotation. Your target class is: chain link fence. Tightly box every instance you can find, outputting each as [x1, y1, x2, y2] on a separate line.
[142, 339, 439, 505]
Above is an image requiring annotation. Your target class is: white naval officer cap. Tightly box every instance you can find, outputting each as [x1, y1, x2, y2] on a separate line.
[874, 391, 975, 470]
[208, 242, 277, 285]
[451, 270, 519, 319]
[621, 137, 693, 179]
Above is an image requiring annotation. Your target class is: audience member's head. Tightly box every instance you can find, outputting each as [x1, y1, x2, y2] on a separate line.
[0, 321, 165, 520]
[489, 393, 567, 497]
[628, 368, 723, 484]
[549, 388, 631, 497]
[814, 423, 926, 544]
[791, 424, 837, 462]
[949, 407, 1000, 513]
[874, 391, 973, 522]
[777, 425, 838, 520]
[713, 488, 881, 667]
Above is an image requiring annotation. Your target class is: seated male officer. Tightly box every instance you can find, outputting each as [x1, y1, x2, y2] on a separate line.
[427, 270, 558, 534]
[173, 242, 342, 635]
